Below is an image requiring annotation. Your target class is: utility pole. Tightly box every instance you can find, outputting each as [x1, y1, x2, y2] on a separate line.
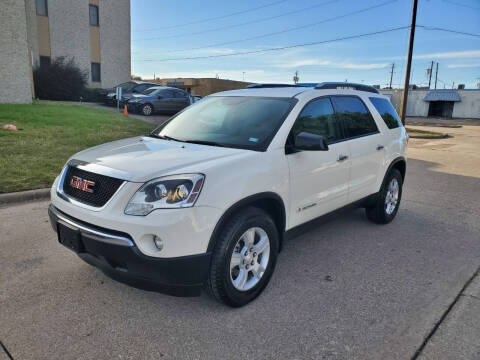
[434, 62, 438, 89]
[400, 0, 418, 125]
[293, 71, 299, 84]
[242, 72, 245, 82]
[389, 63, 395, 89]
[427, 61, 434, 89]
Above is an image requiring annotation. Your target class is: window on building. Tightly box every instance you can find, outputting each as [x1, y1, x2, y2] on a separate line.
[331, 96, 378, 138]
[291, 97, 343, 144]
[36, 0, 48, 16]
[91, 63, 101, 82]
[369, 97, 402, 129]
[89, 5, 99, 26]
[39, 56, 51, 68]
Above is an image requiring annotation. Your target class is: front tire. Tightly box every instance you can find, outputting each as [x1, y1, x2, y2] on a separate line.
[141, 103, 153, 116]
[207, 207, 279, 307]
[366, 168, 403, 224]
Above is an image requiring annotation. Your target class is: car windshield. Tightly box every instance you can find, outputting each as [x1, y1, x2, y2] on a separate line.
[117, 82, 137, 91]
[142, 88, 162, 96]
[151, 96, 294, 150]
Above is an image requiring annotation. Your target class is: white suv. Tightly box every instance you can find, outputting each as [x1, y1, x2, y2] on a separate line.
[49, 82, 407, 307]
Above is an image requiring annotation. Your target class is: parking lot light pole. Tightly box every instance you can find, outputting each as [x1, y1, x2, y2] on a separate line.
[400, 0, 418, 125]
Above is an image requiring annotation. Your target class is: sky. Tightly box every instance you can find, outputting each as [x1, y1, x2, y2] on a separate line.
[131, 0, 480, 88]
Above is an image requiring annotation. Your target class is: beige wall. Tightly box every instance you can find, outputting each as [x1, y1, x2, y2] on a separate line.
[99, 0, 131, 88]
[36, 15, 51, 57]
[0, 0, 33, 103]
[380, 89, 480, 119]
[90, 26, 100, 63]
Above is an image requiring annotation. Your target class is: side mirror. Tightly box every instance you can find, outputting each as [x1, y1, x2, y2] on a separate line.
[294, 132, 329, 151]
[132, 90, 138, 93]
[157, 95, 163, 99]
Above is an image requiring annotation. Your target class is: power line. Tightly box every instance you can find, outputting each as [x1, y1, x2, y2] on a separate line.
[133, 0, 290, 32]
[442, 0, 480, 10]
[416, 25, 480, 37]
[134, 25, 479, 63]
[133, 0, 339, 41]
[137, 0, 397, 53]
[137, 26, 411, 62]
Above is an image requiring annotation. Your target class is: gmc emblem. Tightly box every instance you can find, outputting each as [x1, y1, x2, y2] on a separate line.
[70, 176, 95, 193]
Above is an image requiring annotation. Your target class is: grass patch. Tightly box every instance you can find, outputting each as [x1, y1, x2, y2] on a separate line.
[406, 127, 447, 138]
[0, 102, 154, 193]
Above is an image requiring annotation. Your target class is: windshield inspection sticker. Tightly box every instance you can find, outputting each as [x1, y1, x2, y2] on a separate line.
[248, 137, 259, 143]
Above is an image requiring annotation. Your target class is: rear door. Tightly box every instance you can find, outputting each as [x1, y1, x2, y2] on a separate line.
[154, 89, 176, 112]
[331, 96, 384, 202]
[287, 97, 351, 227]
[172, 90, 191, 112]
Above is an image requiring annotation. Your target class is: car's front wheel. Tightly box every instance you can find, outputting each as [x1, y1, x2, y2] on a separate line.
[141, 103, 153, 116]
[366, 168, 403, 224]
[207, 207, 279, 307]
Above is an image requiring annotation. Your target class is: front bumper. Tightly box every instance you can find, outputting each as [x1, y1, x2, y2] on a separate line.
[126, 102, 141, 113]
[48, 204, 211, 296]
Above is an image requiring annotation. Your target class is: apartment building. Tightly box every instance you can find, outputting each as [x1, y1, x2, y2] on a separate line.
[0, 0, 131, 104]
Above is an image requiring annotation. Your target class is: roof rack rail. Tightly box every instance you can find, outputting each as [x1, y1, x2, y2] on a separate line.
[246, 83, 300, 89]
[314, 82, 379, 94]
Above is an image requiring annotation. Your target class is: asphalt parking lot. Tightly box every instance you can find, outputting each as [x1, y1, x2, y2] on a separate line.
[1, 125, 479, 359]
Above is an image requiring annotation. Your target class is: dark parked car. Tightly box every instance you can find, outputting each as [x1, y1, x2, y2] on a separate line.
[126, 86, 192, 116]
[104, 81, 158, 105]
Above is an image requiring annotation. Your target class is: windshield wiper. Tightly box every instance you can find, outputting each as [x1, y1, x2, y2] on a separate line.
[149, 134, 229, 148]
[148, 134, 182, 142]
[182, 139, 228, 148]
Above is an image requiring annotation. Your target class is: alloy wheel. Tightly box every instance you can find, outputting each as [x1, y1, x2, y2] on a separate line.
[385, 178, 399, 215]
[229, 227, 270, 291]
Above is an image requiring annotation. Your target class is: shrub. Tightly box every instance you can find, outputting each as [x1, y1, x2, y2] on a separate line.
[33, 57, 88, 101]
[80, 87, 104, 102]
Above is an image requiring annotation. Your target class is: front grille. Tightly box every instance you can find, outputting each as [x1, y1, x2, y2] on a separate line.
[63, 166, 124, 207]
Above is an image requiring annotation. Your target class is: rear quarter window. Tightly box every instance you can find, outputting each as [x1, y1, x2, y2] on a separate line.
[331, 96, 378, 138]
[369, 97, 402, 129]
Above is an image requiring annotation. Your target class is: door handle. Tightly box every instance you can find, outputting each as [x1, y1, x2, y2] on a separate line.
[376, 145, 384, 151]
[337, 154, 348, 161]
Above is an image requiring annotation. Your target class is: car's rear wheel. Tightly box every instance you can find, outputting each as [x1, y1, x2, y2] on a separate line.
[207, 207, 278, 307]
[141, 103, 153, 116]
[366, 168, 403, 224]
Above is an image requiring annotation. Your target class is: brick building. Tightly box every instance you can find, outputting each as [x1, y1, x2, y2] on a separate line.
[0, 0, 131, 103]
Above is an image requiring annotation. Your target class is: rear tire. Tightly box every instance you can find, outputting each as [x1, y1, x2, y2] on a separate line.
[366, 168, 403, 224]
[207, 207, 279, 307]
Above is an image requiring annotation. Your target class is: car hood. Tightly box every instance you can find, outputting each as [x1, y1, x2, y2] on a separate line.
[69, 136, 251, 182]
[127, 94, 150, 101]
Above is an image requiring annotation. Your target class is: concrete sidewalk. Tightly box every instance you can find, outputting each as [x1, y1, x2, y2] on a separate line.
[417, 270, 480, 359]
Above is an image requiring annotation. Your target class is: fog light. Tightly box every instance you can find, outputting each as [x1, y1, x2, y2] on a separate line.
[153, 235, 163, 251]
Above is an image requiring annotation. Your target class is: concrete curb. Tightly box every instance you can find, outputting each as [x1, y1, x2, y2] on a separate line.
[0, 188, 50, 206]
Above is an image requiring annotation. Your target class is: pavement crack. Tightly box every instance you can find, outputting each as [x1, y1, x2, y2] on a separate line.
[410, 266, 480, 360]
[0, 340, 14, 360]
[461, 293, 480, 302]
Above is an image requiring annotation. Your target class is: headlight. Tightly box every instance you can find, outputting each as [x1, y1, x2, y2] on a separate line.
[125, 174, 204, 215]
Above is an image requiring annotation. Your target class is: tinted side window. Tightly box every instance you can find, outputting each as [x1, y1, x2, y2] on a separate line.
[291, 97, 343, 144]
[174, 90, 187, 98]
[162, 90, 175, 98]
[134, 84, 149, 93]
[369, 97, 401, 129]
[331, 96, 378, 138]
